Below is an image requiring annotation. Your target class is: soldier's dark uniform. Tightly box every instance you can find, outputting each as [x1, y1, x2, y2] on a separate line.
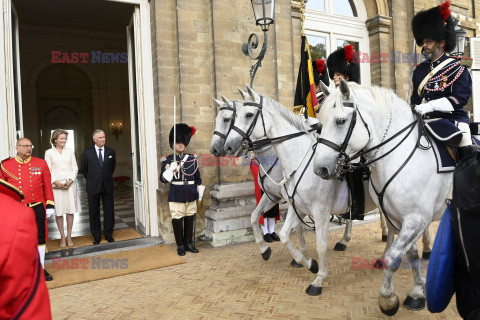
[160, 123, 202, 256]
[411, 0, 474, 156]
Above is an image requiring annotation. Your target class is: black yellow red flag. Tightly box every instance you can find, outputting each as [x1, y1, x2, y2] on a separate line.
[294, 36, 318, 119]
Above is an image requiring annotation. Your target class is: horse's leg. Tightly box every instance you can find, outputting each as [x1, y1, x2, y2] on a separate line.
[334, 220, 352, 251]
[306, 211, 331, 296]
[250, 195, 277, 261]
[421, 225, 432, 260]
[380, 212, 388, 242]
[374, 223, 395, 269]
[403, 243, 426, 311]
[291, 223, 305, 268]
[378, 219, 428, 316]
[279, 207, 313, 271]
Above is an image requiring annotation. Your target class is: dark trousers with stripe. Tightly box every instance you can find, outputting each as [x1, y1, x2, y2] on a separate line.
[30, 204, 46, 245]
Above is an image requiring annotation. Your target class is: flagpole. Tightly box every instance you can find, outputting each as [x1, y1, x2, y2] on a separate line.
[173, 96, 177, 163]
[407, 40, 417, 106]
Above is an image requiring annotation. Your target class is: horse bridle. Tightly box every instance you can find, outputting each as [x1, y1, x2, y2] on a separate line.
[213, 103, 237, 141]
[231, 96, 268, 146]
[316, 99, 371, 174]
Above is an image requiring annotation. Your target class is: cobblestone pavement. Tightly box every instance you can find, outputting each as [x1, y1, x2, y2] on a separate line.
[49, 220, 460, 319]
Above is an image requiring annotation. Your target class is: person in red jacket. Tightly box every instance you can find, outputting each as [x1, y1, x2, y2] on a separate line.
[0, 179, 52, 320]
[0, 138, 55, 281]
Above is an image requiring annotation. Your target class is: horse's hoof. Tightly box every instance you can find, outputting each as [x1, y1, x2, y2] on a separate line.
[403, 296, 426, 311]
[261, 247, 271, 261]
[309, 259, 319, 274]
[382, 235, 388, 242]
[306, 284, 323, 296]
[422, 251, 431, 260]
[373, 259, 385, 269]
[379, 294, 399, 316]
[290, 259, 303, 268]
[334, 242, 347, 251]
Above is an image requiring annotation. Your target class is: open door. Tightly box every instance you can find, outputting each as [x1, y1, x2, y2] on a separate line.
[0, 0, 23, 157]
[127, 9, 147, 235]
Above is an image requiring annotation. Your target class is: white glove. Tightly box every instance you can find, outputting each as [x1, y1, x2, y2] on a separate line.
[162, 169, 173, 182]
[197, 185, 206, 201]
[415, 97, 454, 115]
[305, 116, 319, 128]
[46, 208, 55, 218]
[168, 162, 178, 172]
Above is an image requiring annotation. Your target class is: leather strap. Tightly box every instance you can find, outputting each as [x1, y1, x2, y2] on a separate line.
[417, 58, 454, 97]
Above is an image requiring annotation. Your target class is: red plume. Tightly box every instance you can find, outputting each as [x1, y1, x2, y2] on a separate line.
[439, 0, 451, 21]
[344, 44, 354, 62]
[190, 126, 196, 137]
[315, 59, 326, 74]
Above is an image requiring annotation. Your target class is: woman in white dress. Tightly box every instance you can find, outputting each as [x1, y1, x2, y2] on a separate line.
[45, 129, 81, 247]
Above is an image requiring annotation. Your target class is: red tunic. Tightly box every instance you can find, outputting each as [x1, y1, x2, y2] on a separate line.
[0, 180, 52, 320]
[250, 160, 280, 225]
[1, 156, 55, 240]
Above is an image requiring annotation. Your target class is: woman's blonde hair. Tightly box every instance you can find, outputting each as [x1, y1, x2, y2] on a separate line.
[50, 129, 68, 147]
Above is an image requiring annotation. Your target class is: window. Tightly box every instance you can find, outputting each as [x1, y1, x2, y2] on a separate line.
[304, 0, 370, 85]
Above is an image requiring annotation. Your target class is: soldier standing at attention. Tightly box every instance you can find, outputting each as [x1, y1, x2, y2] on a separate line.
[160, 124, 202, 256]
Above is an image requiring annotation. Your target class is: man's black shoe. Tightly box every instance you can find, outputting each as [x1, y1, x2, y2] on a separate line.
[93, 239, 101, 245]
[44, 269, 53, 281]
[270, 232, 281, 241]
[263, 233, 273, 243]
[184, 243, 199, 253]
[106, 236, 115, 243]
[177, 245, 186, 256]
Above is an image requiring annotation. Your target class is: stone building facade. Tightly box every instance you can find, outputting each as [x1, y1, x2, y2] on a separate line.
[1, 0, 478, 245]
[151, 0, 480, 244]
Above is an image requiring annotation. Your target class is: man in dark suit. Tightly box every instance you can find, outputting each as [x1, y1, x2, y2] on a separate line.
[81, 129, 116, 245]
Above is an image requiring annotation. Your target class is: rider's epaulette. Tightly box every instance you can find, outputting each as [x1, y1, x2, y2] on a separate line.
[160, 156, 168, 162]
[460, 57, 473, 68]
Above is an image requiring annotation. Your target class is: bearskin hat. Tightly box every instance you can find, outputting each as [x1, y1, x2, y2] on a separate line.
[313, 59, 330, 87]
[411, 1, 456, 53]
[327, 45, 360, 84]
[169, 123, 196, 149]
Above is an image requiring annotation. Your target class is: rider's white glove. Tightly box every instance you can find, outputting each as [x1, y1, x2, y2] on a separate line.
[46, 208, 55, 218]
[162, 169, 173, 182]
[415, 97, 454, 115]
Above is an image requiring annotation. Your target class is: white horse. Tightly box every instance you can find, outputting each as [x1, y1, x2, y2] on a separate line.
[223, 86, 378, 295]
[209, 93, 395, 259]
[210, 94, 307, 267]
[313, 79, 450, 315]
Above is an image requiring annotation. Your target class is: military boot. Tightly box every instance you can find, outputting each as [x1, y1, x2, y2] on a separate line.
[183, 215, 199, 253]
[172, 218, 185, 256]
[342, 169, 365, 220]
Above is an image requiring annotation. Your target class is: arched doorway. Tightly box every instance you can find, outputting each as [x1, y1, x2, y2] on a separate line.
[33, 64, 92, 164]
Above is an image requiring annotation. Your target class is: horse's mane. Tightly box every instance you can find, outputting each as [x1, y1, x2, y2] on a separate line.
[318, 83, 408, 122]
[261, 94, 309, 133]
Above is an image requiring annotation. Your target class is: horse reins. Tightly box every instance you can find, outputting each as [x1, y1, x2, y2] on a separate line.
[317, 95, 427, 231]
[213, 104, 237, 141]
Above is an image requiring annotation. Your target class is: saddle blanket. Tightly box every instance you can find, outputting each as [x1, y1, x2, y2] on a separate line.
[425, 119, 459, 173]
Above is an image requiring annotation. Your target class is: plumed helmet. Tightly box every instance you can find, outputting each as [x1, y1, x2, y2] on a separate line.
[411, 1, 457, 53]
[327, 44, 360, 84]
[313, 59, 330, 87]
[169, 123, 196, 149]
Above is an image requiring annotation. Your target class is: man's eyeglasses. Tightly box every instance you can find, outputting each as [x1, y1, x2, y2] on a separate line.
[17, 145, 34, 149]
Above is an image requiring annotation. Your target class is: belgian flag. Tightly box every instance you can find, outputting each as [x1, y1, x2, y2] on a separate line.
[294, 36, 318, 119]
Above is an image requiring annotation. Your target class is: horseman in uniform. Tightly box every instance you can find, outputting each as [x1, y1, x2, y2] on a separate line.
[326, 44, 365, 220]
[160, 123, 202, 256]
[411, 1, 476, 159]
[0, 138, 55, 281]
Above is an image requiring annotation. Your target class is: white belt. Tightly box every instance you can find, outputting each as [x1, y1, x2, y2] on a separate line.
[171, 181, 195, 186]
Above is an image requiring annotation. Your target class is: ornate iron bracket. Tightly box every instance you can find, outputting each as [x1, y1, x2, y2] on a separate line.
[242, 31, 269, 88]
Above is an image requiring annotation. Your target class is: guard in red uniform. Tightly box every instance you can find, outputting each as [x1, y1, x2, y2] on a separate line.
[0, 138, 55, 281]
[0, 179, 52, 319]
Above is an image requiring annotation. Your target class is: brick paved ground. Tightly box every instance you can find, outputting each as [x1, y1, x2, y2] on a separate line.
[49, 220, 460, 319]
